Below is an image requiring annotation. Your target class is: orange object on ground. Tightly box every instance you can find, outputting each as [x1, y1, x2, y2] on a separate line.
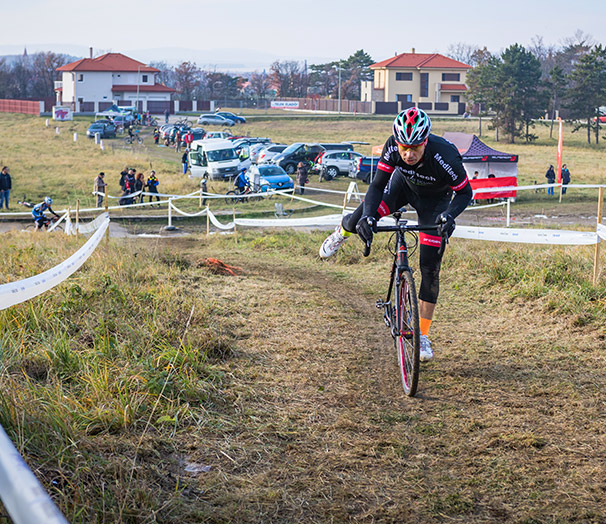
[203, 258, 242, 276]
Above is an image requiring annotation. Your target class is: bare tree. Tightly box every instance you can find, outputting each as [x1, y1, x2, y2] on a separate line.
[270, 60, 307, 97]
[446, 43, 480, 66]
[174, 61, 201, 100]
[248, 71, 271, 100]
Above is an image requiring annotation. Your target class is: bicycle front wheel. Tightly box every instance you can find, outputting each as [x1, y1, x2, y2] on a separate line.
[225, 190, 238, 205]
[394, 269, 420, 396]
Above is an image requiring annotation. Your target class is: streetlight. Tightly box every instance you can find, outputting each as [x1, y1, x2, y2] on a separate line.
[136, 65, 140, 114]
[332, 62, 342, 114]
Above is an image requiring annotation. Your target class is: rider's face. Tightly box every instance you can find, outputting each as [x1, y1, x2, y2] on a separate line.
[397, 141, 426, 165]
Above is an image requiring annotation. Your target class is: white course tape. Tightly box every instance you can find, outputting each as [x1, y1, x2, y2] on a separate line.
[236, 214, 346, 228]
[597, 223, 606, 242]
[454, 225, 597, 245]
[70, 212, 109, 235]
[0, 425, 68, 524]
[169, 201, 208, 218]
[0, 214, 109, 310]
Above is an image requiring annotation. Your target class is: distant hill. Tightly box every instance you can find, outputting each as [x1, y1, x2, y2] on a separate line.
[0, 44, 333, 73]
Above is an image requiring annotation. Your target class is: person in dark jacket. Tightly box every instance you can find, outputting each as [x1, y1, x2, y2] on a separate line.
[146, 171, 160, 206]
[561, 164, 571, 194]
[182, 149, 189, 174]
[296, 162, 309, 194]
[134, 172, 145, 203]
[0, 166, 12, 210]
[545, 165, 555, 195]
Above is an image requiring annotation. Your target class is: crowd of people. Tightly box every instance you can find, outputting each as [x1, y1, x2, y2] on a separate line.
[106, 167, 161, 207]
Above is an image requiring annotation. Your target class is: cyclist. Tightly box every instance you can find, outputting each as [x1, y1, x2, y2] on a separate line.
[32, 196, 60, 231]
[234, 168, 249, 194]
[319, 108, 472, 361]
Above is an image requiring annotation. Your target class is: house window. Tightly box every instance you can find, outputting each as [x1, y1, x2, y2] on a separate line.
[397, 94, 412, 102]
[77, 74, 84, 82]
[396, 72, 413, 81]
[420, 73, 428, 97]
[142, 75, 148, 83]
[77, 98, 84, 104]
[442, 73, 460, 81]
[450, 95, 460, 102]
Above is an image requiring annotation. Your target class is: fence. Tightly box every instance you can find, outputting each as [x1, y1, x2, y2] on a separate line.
[0, 99, 43, 115]
[276, 97, 372, 114]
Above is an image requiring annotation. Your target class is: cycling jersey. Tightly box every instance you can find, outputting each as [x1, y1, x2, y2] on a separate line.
[363, 134, 471, 219]
[32, 202, 51, 218]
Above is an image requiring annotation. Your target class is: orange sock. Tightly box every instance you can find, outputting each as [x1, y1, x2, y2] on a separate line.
[420, 318, 432, 336]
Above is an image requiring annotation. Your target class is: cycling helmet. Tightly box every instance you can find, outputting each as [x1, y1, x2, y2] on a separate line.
[393, 108, 431, 146]
[44, 196, 52, 205]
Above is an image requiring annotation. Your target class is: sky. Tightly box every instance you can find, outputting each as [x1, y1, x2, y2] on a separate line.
[1, 0, 605, 71]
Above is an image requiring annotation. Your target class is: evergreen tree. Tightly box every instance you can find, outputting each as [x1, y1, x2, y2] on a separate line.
[565, 45, 606, 144]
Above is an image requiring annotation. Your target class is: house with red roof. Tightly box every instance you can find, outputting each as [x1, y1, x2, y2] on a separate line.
[55, 52, 175, 113]
[361, 49, 471, 115]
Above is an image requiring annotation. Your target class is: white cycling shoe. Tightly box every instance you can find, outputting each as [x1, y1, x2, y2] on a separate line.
[319, 226, 349, 258]
[419, 335, 434, 362]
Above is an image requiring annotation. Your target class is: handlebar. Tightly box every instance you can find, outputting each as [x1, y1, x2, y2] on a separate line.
[362, 217, 449, 257]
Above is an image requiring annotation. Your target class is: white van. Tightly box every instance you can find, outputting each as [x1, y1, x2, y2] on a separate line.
[188, 139, 242, 180]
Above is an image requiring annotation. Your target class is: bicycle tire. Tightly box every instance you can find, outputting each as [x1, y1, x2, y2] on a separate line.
[394, 269, 420, 396]
[225, 190, 238, 205]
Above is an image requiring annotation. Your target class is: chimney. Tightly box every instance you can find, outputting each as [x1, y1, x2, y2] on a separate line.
[411, 47, 416, 54]
[90, 47, 93, 59]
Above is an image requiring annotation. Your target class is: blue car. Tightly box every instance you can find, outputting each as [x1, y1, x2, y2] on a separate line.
[215, 111, 246, 124]
[246, 165, 294, 190]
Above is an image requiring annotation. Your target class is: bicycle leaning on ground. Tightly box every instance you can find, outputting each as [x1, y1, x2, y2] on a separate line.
[365, 211, 447, 397]
[224, 184, 273, 204]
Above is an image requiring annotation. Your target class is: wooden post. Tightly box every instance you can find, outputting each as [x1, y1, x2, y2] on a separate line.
[233, 207, 237, 244]
[199, 187, 202, 208]
[593, 187, 604, 285]
[104, 185, 109, 244]
[75, 199, 80, 238]
[290, 183, 297, 202]
[206, 205, 210, 238]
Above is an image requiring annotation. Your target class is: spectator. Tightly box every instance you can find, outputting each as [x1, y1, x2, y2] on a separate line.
[296, 161, 309, 195]
[201, 175, 208, 206]
[545, 164, 556, 195]
[472, 171, 479, 179]
[119, 166, 129, 191]
[93, 172, 107, 208]
[134, 172, 145, 203]
[561, 164, 571, 194]
[234, 168, 248, 194]
[164, 109, 170, 124]
[153, 127, 160, 145]
[186, 130, 194, 148]
[182, 149, 189, 174]
[0, 166, 12, 210]
[146, 171, 160, 206]
[175, 129, 182, 152]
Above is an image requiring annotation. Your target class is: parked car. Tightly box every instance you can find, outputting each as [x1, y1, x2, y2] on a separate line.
[257, 144, 288, 164]
[111, 114, 135, 127]
[230, 137, 272, 149]
[87, 121, 117, 138]
[348, 156, 380, 184]
[215, 111, 246, 124]
[197, 113, 235, 126]
[246, 164, 294, 190]
[249, 143, 272, 163]
[272, 142, 355, 174]
[204, 131, 233, 140]
[315, 150, 364, 179]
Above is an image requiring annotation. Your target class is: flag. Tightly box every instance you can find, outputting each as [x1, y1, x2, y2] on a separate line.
[556, 117, 563, 184]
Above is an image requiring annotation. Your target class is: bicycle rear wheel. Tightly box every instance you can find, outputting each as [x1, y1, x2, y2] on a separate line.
[225, 190, 238, 205]
[394, 269, 420, 396]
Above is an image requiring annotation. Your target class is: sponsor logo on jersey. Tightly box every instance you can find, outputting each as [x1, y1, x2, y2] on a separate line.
[434, 153, 457, 181]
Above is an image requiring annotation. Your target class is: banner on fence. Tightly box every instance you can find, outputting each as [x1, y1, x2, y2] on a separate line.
[271, 101, 299, 109]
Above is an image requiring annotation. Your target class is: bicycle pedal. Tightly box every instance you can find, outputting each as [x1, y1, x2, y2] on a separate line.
[376, 300, 385, 309]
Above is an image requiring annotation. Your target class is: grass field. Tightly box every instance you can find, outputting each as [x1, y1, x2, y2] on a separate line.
[0, 113, 605, 522]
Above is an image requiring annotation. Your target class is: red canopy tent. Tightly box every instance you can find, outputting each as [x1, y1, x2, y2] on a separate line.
[443, 132, 518, 200]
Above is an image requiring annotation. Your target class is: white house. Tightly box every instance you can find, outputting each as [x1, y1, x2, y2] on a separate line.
[55, 52, 175, 113]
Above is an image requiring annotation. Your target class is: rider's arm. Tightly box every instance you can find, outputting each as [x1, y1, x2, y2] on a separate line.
[445, 180, 472, 219]
[362, 139, 397, 217]
[49, 206, 60, 218]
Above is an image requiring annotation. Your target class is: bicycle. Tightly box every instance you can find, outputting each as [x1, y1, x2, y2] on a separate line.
[26, 216, 63, 232]
[365, 211, 447, 396]
[224, 184, 272, 204]
[123, 133, 143, 145]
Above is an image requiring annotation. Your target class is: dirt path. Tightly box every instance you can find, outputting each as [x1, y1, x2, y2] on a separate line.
[175, 247, 605, 523]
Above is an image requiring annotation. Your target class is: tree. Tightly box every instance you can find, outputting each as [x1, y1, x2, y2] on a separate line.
[309, 49, 374, 99]
[565, 45, 606, 144]
[248, 71, 272, 101]
[148, 61, 175, 88]
[270, 60, 307, 97]
[467, 44, 544, 143]
[446, 43, 480, 66]
[30, 52, 71, 98]
[546, 65, 567, 138]
[174, 62, 202, 100]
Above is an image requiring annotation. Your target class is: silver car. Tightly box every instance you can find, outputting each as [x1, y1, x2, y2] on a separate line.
[257, 144, 288, 164]
[315, 150, 364, 179]
[197, 113, 235, 126]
